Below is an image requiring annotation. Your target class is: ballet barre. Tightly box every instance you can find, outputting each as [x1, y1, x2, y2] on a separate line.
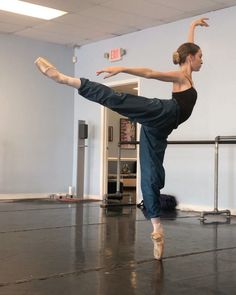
[120, 136, 236, 221]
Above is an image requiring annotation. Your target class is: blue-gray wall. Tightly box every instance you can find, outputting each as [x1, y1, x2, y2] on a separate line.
[1, 6, 236, 212]
[74, 7, 236, 212]
[0, 34, 74, 194]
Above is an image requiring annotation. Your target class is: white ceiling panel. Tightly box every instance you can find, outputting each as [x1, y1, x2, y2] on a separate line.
[103, 0, 184, 19]
[0, 22, 28, 33]
[16, 28, 81, 45]
[25, 0, 98, 13]
[54, 14, 132, 37]
[0, 11, 43, 26]
[16, 24, 116, 46]
[148, 0, 236, 14]
[33, 22, 88, 35]
[213, 0, 236, 4]
[0, 0, 235, 46]
[76, 6, 163, 29]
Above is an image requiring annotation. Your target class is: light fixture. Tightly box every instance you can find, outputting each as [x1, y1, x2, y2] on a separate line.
[0, 0, 67, 20]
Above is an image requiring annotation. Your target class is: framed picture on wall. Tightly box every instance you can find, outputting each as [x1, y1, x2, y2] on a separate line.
[120, 118, 136, 149]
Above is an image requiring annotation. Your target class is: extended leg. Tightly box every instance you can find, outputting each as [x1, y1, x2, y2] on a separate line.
[35, 57, 179, 129]
[35, 58, 156, 124]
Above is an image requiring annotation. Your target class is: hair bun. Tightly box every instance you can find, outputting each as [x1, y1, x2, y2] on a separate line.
[173, 51, 180, 65]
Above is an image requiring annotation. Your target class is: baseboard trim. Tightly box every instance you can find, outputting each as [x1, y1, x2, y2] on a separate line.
[83, 195, 102, 201]
[0, 193, 102, 201]
[0, 193, 50, 200]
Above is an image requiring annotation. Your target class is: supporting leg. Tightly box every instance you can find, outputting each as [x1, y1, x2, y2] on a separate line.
[151, 217, 163, 233]
[151, 217, 164, 260]
[140, 127, 169, 260]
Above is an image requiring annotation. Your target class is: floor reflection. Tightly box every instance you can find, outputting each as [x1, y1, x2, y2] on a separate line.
[99, 207, 137, 294]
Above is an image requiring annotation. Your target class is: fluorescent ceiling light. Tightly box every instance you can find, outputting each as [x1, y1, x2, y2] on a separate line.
[0, 0, 67, 20]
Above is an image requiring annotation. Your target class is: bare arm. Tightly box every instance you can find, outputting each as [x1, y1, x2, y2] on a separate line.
[188, 17, 209, 43]
[96, 66, 182, 83]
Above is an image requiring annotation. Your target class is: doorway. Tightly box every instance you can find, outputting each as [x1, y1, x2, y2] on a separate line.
[101, 78, 141, 204]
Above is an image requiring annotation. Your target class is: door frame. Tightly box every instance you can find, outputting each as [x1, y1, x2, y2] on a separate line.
[100, 78, 142, 202]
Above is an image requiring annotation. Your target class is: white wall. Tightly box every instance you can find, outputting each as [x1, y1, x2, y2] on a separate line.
[74, 7, 236, 213]
[0, 34, 74, 195]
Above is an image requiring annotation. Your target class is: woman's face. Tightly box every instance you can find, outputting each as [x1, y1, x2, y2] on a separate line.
[190, 49, 203, 71]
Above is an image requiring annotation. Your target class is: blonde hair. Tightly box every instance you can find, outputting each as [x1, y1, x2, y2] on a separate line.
[173, 51, 180, 65]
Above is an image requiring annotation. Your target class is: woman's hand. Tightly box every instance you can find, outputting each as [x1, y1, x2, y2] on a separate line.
[96, 66, 124, 79]
[192, 17, 209, 27]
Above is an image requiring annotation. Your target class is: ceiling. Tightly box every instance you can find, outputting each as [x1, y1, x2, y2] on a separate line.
[1, 0, 236, 47]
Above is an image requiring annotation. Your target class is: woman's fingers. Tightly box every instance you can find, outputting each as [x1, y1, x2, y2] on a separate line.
[96, 68, 118, 78]
[199, 17, 209, 26]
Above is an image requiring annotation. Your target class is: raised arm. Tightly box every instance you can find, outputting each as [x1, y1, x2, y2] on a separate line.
[188, 17, 209, 43]
[96, 66, 181, 83]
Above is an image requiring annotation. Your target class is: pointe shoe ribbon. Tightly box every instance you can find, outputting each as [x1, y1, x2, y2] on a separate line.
[34, 57, 56, 75]
[151, 232, 164, 260]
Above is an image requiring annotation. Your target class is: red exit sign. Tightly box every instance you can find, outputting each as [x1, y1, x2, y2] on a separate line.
[109, 48, 122, 62]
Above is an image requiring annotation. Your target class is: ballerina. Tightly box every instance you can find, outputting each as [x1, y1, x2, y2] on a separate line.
[35, 17, 209, 260]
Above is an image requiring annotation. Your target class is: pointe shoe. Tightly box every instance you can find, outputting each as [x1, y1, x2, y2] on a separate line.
[151, 232, 164, 260]
[34, 57, 56, 75]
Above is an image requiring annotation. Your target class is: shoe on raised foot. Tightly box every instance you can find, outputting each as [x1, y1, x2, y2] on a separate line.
[34, 57, 56, 75]
[151, 232, 164, 260]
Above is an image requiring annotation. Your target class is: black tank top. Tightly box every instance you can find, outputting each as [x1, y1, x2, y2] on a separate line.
[172, 87, 198, 124]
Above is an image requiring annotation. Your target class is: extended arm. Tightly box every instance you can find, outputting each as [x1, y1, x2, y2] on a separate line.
[188, 17, 209, 43]
[96, 66, 181, 82]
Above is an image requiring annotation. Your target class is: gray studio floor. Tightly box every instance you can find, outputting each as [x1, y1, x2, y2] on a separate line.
[0, 199, 236, 295]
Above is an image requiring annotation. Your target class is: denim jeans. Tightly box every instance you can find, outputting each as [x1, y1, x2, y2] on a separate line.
[78, 78, 180, 218]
